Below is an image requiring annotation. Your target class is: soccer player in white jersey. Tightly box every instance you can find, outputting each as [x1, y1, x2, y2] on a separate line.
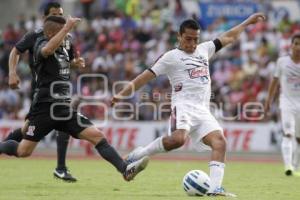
[112, 13, 265, 196]
[265, 33, 300, 176]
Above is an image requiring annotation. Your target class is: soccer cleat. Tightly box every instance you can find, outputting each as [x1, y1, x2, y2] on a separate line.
[53, 168, 77, 182]
[125, 146, 144, 163]
[207, 187, 237, 197]
[123, 156, 149, 181]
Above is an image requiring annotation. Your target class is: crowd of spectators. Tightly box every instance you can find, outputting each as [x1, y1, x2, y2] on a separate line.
[0, 0, 299, 122]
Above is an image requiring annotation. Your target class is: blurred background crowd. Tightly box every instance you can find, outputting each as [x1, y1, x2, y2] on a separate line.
[0, 0, 299, 122]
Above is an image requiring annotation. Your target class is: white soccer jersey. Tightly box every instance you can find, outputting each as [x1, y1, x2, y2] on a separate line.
[274, 56, 300, 110]
[151, 41, 216, 109]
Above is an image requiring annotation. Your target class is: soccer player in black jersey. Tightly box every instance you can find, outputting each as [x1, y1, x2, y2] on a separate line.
[5, 2, 84, 182]
[0, 15, 149, 182]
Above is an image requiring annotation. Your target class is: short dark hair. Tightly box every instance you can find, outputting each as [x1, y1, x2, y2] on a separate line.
[44, 2, 61, 16]
[44, 15, 66, 24]
[44, 16, 66, 36]
[292, 32, 300, 43]
[179, 19, 200, 35]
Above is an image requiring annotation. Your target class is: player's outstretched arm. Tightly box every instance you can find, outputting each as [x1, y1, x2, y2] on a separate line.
[8, 47, 21, 89]
[111, 70, 156, 106]
[264, 77, 279, 113]
[218, 12, 265, 47]
[42, 16, 81, 57]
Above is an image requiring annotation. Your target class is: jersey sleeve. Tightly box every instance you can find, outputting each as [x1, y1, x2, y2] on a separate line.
[273, 58, 282, 78]
[198, 41, 216, 59]
[150, 53, 172, 76]
[15, 31, 36, 53]
[34, 39, 48, 64]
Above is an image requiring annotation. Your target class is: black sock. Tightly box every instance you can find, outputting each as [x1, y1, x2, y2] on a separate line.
[95, 139, 127, 173]
[0, 140, 19, 156]
[56, 131, 70, 170]
[4, 128, 23, 142]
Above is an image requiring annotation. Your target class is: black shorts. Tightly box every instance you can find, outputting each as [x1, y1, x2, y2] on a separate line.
[24, 103, 93, 142]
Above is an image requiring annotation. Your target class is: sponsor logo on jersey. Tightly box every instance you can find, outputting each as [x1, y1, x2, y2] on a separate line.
[187, 67, 209, 79]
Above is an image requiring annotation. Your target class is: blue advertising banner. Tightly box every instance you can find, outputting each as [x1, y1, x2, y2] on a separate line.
[199, 2, 260, 29]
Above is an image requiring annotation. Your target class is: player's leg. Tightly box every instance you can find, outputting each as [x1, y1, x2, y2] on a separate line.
[3, 128, 23, 142]
[126, 106, 189, 162]
[60, 113, 149, 181]
[0, 117, 45, 156]
[3, 120, 29, 142]
[190, 116, 235, 197]
[281, 110, 295, 175]
[2, 110, 57, 157]
[0, 138, 38, 157]
[202, 130, 226, 192]
[126, 129, 188, 163]
[294, 137, 300, 172]
[53, 130, 77, 182]
[293, 116, 300, 173]
[79, 126, 149, 181]
[55, 131, 70, 170]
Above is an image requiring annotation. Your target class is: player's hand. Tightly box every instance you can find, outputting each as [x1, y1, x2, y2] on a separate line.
[65, 16, 81, 31]
[8, 72, 20, 89]
[245, 13, 266, 25]
[111, 96, 121, 106]
[71, 57, 85, 68]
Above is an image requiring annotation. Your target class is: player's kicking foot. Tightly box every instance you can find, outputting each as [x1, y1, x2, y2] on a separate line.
[125, 146, 144, 163]
[54, 168, 77, 182]
[123, 156, 149, 181]
[207, 187, 237, 197]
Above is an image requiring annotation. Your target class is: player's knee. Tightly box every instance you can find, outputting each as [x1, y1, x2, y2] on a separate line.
[211, 135, 226, 153]
[17, 149, 32, 157]
[80, 127, 105, 145]
[169, 136, 186, 149]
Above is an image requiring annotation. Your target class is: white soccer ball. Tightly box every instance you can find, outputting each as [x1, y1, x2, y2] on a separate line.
[182, 170, 211, 196]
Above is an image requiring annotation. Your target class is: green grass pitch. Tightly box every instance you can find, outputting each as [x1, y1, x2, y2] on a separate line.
[0, 158, 299, 200]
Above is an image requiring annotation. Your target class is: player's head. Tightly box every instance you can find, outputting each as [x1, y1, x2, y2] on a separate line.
[291, 33, 300, 55]
[178, 19, 200, 54]
[43, 16, 66, 39]
[44, 2, 63, 18]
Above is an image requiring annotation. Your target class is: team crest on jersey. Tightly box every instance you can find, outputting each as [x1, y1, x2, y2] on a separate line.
[187, 67, 209, 79]
[26, 126, 36, 136]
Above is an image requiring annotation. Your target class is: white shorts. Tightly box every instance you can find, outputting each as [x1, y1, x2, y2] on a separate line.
[168, 104, 223, 151]
[281, 108, 300, 138]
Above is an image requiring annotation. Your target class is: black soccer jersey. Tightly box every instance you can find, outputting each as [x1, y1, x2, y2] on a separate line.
[32, 35, 72, 104]
[15, 29, 74, 93]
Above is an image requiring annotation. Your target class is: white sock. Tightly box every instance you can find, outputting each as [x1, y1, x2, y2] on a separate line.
[281, 137, 293, 170]
[293, 143, 300, 170]
[208, 161, 225, 193]
[137, 136, 166, 158]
